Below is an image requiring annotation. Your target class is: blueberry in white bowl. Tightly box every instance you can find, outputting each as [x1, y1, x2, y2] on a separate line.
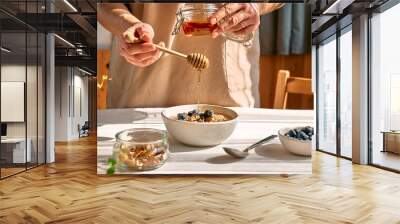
[162, 104, 238, 147]
[278, 126, 314, 156]
[285, 126, 314, 141]
[176, 109, 227, 123]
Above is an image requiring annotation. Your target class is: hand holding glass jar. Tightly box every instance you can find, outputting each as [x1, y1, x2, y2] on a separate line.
[209, 3, 259, 40]
[173, 3, 259, 46]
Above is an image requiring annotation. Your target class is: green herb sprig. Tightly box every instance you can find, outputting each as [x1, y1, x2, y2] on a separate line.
[107, 158, 116, 175]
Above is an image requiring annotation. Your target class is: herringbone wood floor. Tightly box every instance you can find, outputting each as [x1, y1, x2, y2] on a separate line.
[1, 135, 400, 224]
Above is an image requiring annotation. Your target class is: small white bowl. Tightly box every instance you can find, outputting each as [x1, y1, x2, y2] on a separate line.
[278, 127, 312, 156]
[161, 104, 238, 147]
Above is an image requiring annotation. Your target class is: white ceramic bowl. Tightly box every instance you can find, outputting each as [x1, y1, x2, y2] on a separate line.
[161, 104, 238, 147]
[278, 127, 312, 156]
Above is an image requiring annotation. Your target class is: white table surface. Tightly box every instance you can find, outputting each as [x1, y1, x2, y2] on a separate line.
[1, 137, 32, 163]
[97, 108, 314, 175]
[1, 137, 26, 143]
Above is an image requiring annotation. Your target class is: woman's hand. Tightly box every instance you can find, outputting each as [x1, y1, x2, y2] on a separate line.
[209, 3, 260, 38]
[118, 22, 164, 67]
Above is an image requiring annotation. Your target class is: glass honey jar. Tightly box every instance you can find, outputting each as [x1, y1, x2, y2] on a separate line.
[172, 3, 254, 46]
[173, 4, 219, 36]
[113, 128, 169, 171]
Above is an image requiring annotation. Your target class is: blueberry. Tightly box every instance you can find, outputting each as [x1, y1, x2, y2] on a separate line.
[296, 130, 303, 138]
[299, 131, 309, 140]
[199, 112, 205, 119]
[302, 126, 314, 136]
[177, 113, 186, 120]
[188, 110, 198, 117]
[204, 110, 213, 118]
[288, 129, 297, 138]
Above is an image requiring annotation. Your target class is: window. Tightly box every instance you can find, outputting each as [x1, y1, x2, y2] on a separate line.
[339, 28, 352, 158]
[314, 0, 400, 171]
[317, 36, 337, 154]
[370, 3, 400, 171]
[316, 26, 353, 159]
[0, 1, 47, 179]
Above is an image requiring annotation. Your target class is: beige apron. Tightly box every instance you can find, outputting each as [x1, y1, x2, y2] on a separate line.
[108, 3, 260, 108]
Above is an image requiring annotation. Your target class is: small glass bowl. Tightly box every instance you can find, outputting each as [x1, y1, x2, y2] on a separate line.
[112, 128, 169, 171]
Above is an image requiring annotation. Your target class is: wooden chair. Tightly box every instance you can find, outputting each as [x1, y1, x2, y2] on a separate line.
[273, 70, 313, 109]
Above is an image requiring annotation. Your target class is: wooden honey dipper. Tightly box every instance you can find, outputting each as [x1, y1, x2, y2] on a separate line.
[124, 33, 209, 71]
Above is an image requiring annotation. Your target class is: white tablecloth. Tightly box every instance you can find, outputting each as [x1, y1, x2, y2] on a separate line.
[97, 108, 314, 175]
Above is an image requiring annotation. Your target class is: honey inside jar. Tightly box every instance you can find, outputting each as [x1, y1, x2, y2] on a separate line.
[174, 4, 253, 43]
[173, 4, 219, 36]
[182, 20, 218, 36]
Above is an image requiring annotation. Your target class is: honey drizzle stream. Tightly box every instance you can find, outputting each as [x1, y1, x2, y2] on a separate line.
[197, 70, 201, 112]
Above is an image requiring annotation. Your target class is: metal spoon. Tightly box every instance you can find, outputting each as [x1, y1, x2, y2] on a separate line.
[223, 135, 277, 159]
